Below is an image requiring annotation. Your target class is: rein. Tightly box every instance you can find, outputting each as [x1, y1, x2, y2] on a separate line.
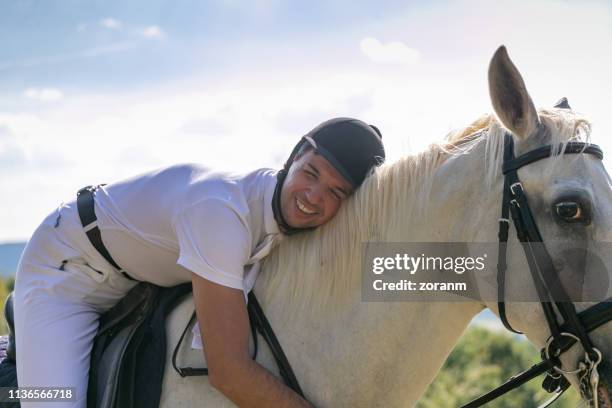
[171, 292, 305, 397]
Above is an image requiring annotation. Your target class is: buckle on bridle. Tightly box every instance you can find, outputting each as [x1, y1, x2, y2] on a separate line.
[510, 182, 523, 196]
[543, 333, 570, 360]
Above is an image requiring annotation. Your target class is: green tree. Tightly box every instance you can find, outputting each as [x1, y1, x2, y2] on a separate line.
[6, 276, 14, 292]
[417, 327, 580, 407]
[0, 276, 11, 335]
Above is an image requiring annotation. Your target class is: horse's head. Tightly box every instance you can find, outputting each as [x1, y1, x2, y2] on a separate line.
[484, 46, 612, 406]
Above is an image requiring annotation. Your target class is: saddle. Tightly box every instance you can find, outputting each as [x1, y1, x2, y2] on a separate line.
[88, 282, 193, 408]
[1, 282, 302, 407]
[1, 282, 193, 408]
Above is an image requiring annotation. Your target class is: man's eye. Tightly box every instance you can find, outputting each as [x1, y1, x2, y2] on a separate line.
[305, 170, 317, 179]
[331, 190, 342, 200]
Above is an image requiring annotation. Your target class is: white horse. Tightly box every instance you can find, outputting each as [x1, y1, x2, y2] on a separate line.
[160, 46, 612, 407]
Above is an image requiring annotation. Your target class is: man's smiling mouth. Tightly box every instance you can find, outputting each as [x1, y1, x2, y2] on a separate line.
[296, 197, 317, 215]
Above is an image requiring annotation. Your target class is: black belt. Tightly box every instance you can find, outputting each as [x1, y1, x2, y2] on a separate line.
[76, 185, 137, 281]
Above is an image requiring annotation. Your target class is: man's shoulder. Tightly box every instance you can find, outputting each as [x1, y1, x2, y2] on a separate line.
[183, 166, 277, 195]
[118, 164, 275, 231]
[146, 163, 276, 182]
[175, 166, 275, 216]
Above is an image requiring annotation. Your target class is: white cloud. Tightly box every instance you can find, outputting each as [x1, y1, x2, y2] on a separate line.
[140, 25, 165, 39]
[0, 74, 387, 240]
[99, 18, 122, 30]
[1, 0, 611, 241]
[23, 88, 64, 102]
[360, 37, 420, 65]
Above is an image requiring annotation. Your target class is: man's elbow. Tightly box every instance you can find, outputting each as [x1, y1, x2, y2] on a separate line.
[209, 369, 234, 395]
[208, 357, 249, 396]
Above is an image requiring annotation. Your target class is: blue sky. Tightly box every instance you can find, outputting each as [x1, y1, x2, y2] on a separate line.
[1, 0, 611, 241]
[0, 0, 420, 93]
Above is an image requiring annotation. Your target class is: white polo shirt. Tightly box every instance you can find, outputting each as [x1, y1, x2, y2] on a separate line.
[92, 163, 283, 295]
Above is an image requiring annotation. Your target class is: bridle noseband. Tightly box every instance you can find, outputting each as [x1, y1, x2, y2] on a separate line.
[462, 133, 612, 408]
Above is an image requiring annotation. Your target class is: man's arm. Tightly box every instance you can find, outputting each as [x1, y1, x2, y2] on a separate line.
[191, 272, 313, 408]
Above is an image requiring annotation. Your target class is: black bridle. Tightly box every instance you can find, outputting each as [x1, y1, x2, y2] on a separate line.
[462, 132, 612, 408]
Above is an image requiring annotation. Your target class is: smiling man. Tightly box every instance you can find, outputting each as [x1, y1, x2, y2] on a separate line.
[277, 118, 385, 231]
[14, 117, 384, 408]
[280, 151, 353, 228]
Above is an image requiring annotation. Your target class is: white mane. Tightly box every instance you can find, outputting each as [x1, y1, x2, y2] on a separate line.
[258, 108, 592, 319]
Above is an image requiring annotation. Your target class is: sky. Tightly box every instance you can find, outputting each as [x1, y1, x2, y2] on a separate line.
[1, 0, 611, 242]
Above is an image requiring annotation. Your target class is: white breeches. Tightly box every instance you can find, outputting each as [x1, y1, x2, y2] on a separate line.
[13, 201, 138, 408]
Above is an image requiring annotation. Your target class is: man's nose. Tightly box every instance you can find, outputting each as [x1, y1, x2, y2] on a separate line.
[306, 184, 324, 206]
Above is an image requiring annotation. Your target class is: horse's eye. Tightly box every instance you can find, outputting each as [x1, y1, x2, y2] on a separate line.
[554, 201, 582, 221]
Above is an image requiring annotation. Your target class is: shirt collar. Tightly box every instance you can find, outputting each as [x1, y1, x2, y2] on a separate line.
[263, 170, 281, 236]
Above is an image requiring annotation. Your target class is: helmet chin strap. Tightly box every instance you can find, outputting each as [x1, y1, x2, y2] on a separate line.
[271, 137, 318, 236]
[271, 167, 317, 236]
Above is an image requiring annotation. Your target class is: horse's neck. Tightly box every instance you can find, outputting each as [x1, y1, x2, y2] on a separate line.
[257, 150, 488, 406]
[260, 300, 483, 406]
[264, 299, 482, 406]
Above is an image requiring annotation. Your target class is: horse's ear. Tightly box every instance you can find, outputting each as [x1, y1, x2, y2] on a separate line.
[488, 46, 540, 140]
[553, 97, 572, 110]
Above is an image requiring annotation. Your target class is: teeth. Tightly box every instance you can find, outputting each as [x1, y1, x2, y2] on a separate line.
[296, 198, 316, 215]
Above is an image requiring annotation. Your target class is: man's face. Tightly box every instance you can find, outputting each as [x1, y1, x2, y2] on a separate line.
[280, 149, 354, 229]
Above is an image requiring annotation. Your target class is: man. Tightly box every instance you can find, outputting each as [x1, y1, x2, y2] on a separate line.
[14, 117, 385, 408]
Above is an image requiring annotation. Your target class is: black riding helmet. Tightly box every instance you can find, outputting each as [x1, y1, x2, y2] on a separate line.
[272, 117, 386, 235]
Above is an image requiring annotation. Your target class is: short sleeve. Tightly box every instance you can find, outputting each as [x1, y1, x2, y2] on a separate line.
[173, 198, 252, 290]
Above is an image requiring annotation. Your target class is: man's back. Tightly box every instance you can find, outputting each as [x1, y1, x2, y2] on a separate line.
[85, 163, 278, 287]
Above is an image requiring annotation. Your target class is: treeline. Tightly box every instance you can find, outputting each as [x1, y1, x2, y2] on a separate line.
[418, 326, 580, 407]
[0, 276, 14, 335]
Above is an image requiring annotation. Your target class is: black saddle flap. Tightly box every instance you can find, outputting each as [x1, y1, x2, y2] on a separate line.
[88, 282, 192, 408]
[88, 283, 159, 408]
[98, 284, 158, 334]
